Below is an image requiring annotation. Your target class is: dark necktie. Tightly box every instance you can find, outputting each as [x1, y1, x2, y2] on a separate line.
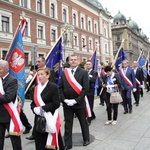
[71, 69, 74, 75]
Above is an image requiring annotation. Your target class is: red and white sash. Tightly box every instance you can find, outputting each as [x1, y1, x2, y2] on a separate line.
[120, 69, 133, 88]
[64, 69, 91, 118]
[34, 85, 61, 149]
[0, 78, 22, 135]
[102, 69, 107, 76]
[135, 78, 141, 86]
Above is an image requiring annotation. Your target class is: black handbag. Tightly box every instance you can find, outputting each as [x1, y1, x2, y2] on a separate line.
[36, 115, 46, 133]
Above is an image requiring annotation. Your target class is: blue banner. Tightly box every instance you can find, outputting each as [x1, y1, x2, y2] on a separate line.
[115, 48, 127, 72]
[6, 29, 26, 106]
[91, 51, 97, 71]
[46, 38, 63, 85]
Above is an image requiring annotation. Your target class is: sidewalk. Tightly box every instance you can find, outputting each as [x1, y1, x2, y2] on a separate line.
[4, 90, 150, 150]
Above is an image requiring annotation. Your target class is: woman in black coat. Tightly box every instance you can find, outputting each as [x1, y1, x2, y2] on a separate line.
[31, 68, 64, 150]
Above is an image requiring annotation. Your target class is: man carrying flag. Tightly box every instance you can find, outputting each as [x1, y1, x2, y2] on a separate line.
[5, 17, 32, 138]
[0, 60, 22, 150]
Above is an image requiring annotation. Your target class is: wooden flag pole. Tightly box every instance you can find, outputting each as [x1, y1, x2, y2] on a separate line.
[25, 24, 70, 94]
[99, 39, 125, 96]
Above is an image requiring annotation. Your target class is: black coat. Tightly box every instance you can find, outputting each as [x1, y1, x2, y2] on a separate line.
[59, 67, 89, 109]
[0, 74, 18, 123]
[31, 81, 60, 115]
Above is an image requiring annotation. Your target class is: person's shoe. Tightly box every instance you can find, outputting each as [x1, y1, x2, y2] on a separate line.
[136, 104, 139, 107]
[23, 126, 32, 134]
[64, 146, 72, 150]
[26, 135, 35, 140]
[129, 110, 132, 114]
[133, 102, 137, 105]
[105, 120, 112, 125]
[83, 140, 90, 146]
[101, 103, 104, 106]
[5, 134, 10, 138]
[123, 111, 128, 114]
[91, 116, 96, 120]
[112, 121, 117, 125]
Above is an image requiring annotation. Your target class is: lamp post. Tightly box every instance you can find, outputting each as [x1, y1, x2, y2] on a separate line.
[62, 24, 74, 62]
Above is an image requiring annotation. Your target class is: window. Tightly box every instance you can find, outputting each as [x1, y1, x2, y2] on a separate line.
[88, 21, 91, 32]
[63, 9, 67, 22]
[24, 53, 29, 66]
[37, 0, 42, 13]
[38, 25, 43, 39]
[2, 50, 7, 60]
[94, 23, 97, 34]
[2, 16, 9, 32]
[50, 3, 55, 18]
[24, 22, 28, 36]
[89, 40, 92, 49]
[81, 17, 84, 29]
[38, 53, 44, 57]
[105, 44, 108, 53]
[104, 28, 107, 37]
[51, 29, 56, 42]
[74, 36, 77, 46]
[21, 0, 27, 8]
[82, 38, 85, 47]
[73, 13, 76, 26]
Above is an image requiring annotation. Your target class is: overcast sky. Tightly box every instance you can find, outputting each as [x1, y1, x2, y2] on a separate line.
[99, 0, 150, 39]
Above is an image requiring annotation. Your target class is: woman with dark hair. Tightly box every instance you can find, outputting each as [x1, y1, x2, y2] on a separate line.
[103, 66, 122, 125]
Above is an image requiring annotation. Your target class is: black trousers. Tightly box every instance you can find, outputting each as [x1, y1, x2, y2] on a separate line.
[35, 130, 64, 150]
[20, 109, 32, 128]
[0, 122, 22, 150]
[133, 86, 140, 104]
[63, 107, 89, 148]
[87, 88, 96, 120]
[99, 88, 106, 104]
[105, 93, 119, 120]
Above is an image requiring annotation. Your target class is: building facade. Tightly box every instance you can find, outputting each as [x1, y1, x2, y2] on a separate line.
[112, 11, 150, 65]
[0, 0, 113, 67]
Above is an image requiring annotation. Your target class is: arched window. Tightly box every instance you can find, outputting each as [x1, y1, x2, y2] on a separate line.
[51, 3, 55, 18]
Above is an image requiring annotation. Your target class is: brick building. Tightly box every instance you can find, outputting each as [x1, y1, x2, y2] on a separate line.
[0, 0, 113, 67]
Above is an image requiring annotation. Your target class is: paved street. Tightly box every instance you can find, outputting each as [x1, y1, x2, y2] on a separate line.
[4, 89, 150, 150]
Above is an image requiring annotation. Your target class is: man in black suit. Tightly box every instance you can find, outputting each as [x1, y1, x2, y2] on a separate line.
[0, 60, 22, 150]
[26, 56, 56, 140]
[132, 61, 143, 106]
[85, 60, 97, 125]
[59, 54, 90, 150]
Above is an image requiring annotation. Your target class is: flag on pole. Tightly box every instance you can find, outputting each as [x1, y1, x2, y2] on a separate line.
[137, 49, 145, 67]
[5, 18, 27, 106]
[90, 50, 97, 71]
[137, 49, 147, 78]
[46, 38, 63, 85]
[90, 51, 98, 95]
[114, 48, 127, 72]
[6, 28, 26, 106]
